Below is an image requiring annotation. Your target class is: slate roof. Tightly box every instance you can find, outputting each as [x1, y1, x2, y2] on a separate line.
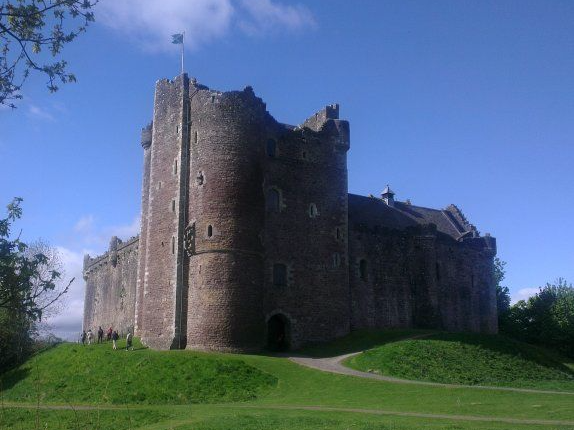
[348, 194, 475, 240]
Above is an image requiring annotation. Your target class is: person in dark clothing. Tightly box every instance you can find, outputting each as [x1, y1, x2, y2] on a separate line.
[97, 326, 104, 344]
[81, 331, 86, 345]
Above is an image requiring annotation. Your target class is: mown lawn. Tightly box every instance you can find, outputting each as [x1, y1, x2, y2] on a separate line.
[0, 339, 276, 405]
[345, 332, 574, 391]
[1, 332, 574, 429]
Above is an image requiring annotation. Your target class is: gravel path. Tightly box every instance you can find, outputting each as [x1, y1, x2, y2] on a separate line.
[289, 352, 574, 396]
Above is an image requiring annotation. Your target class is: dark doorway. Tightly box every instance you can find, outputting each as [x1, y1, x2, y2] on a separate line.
[267, 314, 289, 351]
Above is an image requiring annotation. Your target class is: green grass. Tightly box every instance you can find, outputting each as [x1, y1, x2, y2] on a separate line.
[2, 332, 574, 429]
[0, 339, 276, 405]
[0, 407, 170, 430]
[299, 329, 431, 357]
[345, 332, 574, 391]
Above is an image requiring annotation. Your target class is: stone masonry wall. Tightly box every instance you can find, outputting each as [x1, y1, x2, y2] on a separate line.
[83, 236, 139, 335]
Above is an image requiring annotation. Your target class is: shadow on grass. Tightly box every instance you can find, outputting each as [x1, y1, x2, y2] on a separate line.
[255, 329, 434, 359]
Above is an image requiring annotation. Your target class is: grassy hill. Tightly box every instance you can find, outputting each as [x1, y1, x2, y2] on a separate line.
[2, 332, 574, 429]
[0, 338, 277, 405]
[345, 332, 574, 391]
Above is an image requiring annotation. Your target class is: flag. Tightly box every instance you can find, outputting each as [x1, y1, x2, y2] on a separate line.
[172, 33, 184, 44]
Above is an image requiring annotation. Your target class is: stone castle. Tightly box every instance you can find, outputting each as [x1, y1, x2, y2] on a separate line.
[83, 74, 498, 351]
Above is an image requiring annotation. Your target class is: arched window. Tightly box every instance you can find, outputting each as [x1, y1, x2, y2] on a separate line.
[266, 139, 277, 157]
[273, 263, 287, 287]
[266, 188, 280, 212]
[308, 203, 318, 218]
[359, 259, 367, 280]
[207, 225, 213, 238]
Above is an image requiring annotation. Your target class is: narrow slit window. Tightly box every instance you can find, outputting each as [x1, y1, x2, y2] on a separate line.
[207, 225, 213, 237]
[171, 236, 175, 254]
[273, 263, 287, 287]
[171, 199, 176, 213]
[359, 259, 368, 280]
[266, 189, 280, 212]
[173, 159, 178, 175]
[308, 203, 318, 218]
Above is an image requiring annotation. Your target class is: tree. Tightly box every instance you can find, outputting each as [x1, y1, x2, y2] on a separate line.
[502, 278, 574, 357]
[494, 257, 511, 316]
[0, 197, 72, 371]
[0, 0, 97, 108]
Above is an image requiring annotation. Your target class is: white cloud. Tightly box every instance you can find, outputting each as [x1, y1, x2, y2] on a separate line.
[511, 287, 539, 304]
[43, 247, 89, 340]
[97, 0, 315, 51]
[27, 104, 55, 121]
[238, 0, 315, 35]
[98, 0, 234, 51]
[74, 214, 95, 233]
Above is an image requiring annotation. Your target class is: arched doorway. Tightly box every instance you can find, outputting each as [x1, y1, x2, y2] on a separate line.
[267, 314, 290, 351]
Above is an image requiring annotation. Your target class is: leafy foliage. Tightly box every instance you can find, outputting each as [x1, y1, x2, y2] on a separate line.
[0, 198, 71, 371]
[494, 257, 511, 316]
[0, 0, 97, 107]
[501, 278, 574, 357]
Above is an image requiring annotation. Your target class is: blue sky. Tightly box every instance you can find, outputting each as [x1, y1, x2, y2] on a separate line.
[1, 0, 573, 338]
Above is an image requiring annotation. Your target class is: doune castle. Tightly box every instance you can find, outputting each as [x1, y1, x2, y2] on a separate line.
[83, 74, 498, 351]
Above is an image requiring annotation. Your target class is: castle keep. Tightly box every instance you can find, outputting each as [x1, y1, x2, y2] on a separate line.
[83, 74, 498, 351]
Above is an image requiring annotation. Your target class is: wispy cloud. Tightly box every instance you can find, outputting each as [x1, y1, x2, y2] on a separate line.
[27, 104, 55, 121]
[238, 0, 315, 35]
[97, 0, 315, 52]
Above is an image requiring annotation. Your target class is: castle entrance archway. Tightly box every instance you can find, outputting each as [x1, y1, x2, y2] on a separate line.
[266, 313, 290, 351]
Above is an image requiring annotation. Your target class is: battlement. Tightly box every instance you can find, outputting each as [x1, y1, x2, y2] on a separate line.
[299, 104, 340, 132]
[83, 235, 139, 275]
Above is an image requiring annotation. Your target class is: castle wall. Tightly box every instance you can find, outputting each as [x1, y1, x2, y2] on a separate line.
[185, 86, 267, 351]
[262, 106, 351, 348]
[138, 75, 188, 349]
[348, 223, 497, 333]
[134, 123, 152, 336]
[82, 237, 139, 335]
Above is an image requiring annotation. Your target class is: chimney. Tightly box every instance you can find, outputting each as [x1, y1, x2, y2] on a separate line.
[381, 185, 395, 207]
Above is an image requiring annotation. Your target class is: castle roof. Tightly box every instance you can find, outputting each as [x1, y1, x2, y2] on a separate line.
[348, 194, 477, 240]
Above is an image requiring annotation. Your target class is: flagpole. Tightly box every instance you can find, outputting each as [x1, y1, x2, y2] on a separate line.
[181, 31, 185, 75]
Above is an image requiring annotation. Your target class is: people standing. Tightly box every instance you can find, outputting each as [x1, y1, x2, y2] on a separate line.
[81, 331, 87, 345]
[107, 326, 113, 342]
[87, 329, 93, 345]
[112, 330, 119, 350]
[97, 326, 104, 344]
[126, 331, 133, 351]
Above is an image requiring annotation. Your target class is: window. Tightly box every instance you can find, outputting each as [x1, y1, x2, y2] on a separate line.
[359, 259, 368, 280]
[171, 199, 176, 212]
[308, 203, 318, 218]
[171, 236, 175, 254]
[194, 131, 198, 143]
[273, 263, 287, 287]
[266, 139, 277, 157]
[336, 227, 341, 240]
[207, 225, 213, 237]
[196, 171, 204, 186]
[435, 263, 441, 281]
[173, 159, 178, 175]
[333, 253, 341, 268]
[266, 188, 280, 212]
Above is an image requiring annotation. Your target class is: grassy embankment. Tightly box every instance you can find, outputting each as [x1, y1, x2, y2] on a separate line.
[345, 332, 574, 391]
[1, 331, 574, 429]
